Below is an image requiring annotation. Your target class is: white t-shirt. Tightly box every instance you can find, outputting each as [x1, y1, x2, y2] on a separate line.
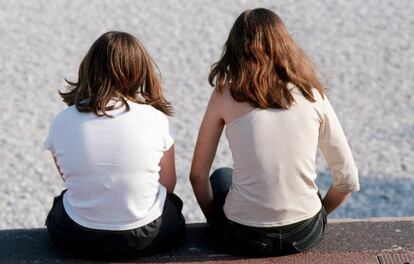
[44, 101, 174, 231]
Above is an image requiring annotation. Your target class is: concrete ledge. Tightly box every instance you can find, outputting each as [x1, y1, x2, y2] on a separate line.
[0, 218, 413, 263]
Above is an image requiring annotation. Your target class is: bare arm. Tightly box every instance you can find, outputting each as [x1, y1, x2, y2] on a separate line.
[190, 91, 225, 220]
[159, 145, 177, 193]
[322, 186, 351, 215]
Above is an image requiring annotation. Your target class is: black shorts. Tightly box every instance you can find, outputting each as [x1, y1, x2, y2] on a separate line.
[45, 190, 185, 260]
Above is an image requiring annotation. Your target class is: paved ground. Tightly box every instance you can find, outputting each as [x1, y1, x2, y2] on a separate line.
[0, 218, 413, 263]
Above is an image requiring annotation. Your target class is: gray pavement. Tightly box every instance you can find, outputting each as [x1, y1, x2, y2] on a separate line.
[0, 218, 413, 263]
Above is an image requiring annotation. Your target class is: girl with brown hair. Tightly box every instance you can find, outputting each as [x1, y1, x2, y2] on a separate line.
[44, 31, 184, 259]
[190, 8, 359, 256]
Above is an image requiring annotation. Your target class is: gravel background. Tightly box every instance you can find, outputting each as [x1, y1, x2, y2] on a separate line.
[0, 0, 413, 229]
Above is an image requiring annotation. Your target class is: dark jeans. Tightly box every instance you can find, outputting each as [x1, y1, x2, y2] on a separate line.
[45, 190, 185, 260]
[209, 167, 327, 256]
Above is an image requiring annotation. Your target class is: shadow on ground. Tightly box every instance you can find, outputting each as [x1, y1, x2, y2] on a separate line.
[316, 173, 414, 218]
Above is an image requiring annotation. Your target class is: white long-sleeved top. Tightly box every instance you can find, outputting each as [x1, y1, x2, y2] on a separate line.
[223, 86, 359, 227]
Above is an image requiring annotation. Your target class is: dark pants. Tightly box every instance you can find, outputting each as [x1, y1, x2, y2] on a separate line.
[45, 191, 185, 260]
[209, 167, 327, 256]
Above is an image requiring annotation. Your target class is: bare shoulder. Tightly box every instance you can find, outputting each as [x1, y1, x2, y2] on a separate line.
[206, 88, 233, 112]
[209, 87, 241, 109]
[211, 87, 255, 124]
[209, 86, 231, 101]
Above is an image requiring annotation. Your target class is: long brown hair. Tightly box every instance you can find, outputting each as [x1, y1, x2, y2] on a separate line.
[60, 31, 172, 116]
[209, 8, 324, 109]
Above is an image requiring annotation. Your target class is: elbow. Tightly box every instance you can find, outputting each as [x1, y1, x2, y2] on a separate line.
[332, 185, 358, 194]
[332, 180, 360, 193]
[167, 178, 177, 194]
[189, 173, 199, 187]
[189, 170, 208, 189]
[348, 166, 360, 192]
[332, 167, 360, 193]
[163, 181, 175, 194]
[160, 174, 176, 194]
